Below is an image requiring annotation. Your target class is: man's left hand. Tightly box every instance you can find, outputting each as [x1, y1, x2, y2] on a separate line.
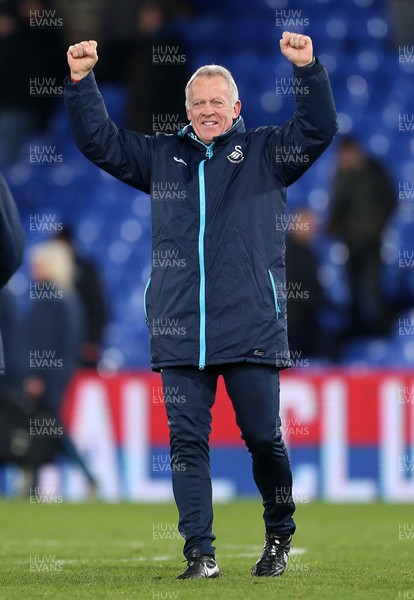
[280, 31, 313, 67]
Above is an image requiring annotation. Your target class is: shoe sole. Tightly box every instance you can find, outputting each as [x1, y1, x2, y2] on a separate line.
[177, 569, 223, 580]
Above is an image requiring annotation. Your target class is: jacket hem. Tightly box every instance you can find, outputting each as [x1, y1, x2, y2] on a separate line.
[151, 356, 292, 372]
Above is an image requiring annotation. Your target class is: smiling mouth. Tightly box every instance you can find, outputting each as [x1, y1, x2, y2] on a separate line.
[202, 121, 218, 126]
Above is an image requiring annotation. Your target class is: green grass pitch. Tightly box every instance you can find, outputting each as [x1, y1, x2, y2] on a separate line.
[0, 499, 413, 599]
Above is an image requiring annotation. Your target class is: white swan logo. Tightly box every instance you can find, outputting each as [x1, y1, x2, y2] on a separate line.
[227, 145, 244, 164]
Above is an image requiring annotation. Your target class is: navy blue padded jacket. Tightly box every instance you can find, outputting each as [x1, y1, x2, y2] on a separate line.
[0, 174, 25, 373]
[64, 58, 338, 372]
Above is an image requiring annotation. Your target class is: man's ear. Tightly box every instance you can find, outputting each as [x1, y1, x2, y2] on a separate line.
[233, 99, 242, 118]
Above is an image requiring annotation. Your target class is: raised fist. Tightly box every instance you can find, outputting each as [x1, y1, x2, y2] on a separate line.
[67, 40, 98, 81]
[279, 32, 313, 67]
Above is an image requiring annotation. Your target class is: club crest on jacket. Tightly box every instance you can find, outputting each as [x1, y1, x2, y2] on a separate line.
[227, 145, 244, 163]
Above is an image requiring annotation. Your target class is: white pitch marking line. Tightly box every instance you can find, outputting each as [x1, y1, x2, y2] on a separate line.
[5, 549, 308, 568]
[4, 539, 145, 548]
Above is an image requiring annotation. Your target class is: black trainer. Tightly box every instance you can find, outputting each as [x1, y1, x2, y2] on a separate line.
[177, 550, 222, 579]
[252, 533, 292, 577]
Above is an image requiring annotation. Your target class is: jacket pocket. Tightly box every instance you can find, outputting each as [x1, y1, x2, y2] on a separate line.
[268, 269, 281, 319]
[144, 276, 151, 326]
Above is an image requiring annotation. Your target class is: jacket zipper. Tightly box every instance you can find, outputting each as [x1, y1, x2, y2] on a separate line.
[197, 142, 214, 369]
[268, 269, 281, 319]
[198, 161, 206, 369]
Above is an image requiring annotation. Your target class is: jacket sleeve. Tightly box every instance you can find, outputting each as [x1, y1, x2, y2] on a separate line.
[0, 175, 25, 289]
[269, 58, 338, 187]
[64, 72, 155, 194]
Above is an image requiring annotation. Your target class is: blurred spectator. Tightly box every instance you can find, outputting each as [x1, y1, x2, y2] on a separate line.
[55, 226, 108, 369]
[22, 240, 97, 491]
[327, 137, 397, 338]
[55, 0, 138, 61]
[285, 208, 327, 358]
[388, 0, 414, 46]
[0, 0, 65, 164]
[121, 0, 190, 134]
[53, 0, 104, 49]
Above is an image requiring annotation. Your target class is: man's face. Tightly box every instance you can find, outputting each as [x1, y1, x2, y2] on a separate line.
[338, 145, 363, 171]
[186, 75, 241, 144]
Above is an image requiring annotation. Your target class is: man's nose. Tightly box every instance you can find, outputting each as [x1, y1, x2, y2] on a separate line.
[202, 103, 215, 114]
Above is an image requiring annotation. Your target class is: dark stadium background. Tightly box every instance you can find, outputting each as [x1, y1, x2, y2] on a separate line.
[1, 0, 413, 501]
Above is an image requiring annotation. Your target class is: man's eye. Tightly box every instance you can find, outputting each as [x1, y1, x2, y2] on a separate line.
[214, 101, 223, 107]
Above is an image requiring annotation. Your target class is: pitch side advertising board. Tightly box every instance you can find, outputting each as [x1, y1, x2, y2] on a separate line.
[42, 370, 414, 502]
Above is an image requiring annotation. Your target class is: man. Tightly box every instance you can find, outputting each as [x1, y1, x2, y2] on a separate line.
[327, 136, 396, 339]
[23, 240, 95, 480]
[64, 33, 337, 579]
[55, 226, 108, 369]
[0, 174, 25, 374]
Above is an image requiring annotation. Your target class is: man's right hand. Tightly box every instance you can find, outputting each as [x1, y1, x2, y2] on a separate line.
[67, 40, 98, 81]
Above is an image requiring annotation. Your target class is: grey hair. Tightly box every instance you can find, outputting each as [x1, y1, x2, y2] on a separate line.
[29, 240, 75, 291]
[185, 65, 239, 109]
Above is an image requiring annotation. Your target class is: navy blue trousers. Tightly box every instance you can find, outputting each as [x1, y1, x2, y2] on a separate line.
[161, 363, 296, 559]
